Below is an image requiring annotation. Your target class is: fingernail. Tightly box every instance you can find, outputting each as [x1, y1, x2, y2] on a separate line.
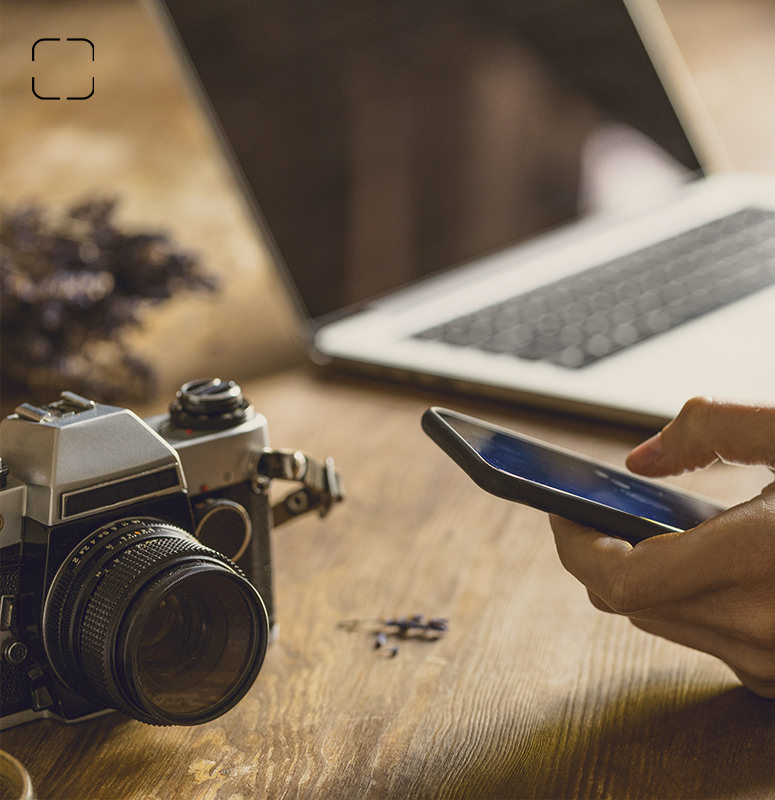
[626, 433, 663, 471]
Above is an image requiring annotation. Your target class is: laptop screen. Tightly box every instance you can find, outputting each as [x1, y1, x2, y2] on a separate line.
[159, 0, 702, 324]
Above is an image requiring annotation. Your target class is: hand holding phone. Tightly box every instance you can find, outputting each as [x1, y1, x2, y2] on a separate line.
[421, 406, 724, 544]
[424, 399, 775, 698]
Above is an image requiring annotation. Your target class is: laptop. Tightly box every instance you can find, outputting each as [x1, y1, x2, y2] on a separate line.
[151, 0, 775, 427]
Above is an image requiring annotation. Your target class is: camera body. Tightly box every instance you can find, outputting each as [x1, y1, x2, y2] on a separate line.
[0, 380, 341, 729]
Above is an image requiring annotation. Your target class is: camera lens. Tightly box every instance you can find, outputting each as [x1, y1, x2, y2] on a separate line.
[42, 518, 268, 726]
[124, 567, 259, 719]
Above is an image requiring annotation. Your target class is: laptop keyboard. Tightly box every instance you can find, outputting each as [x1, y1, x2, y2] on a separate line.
[413, 207, 775, 368]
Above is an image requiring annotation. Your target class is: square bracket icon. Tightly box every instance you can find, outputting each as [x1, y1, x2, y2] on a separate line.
[32, 37, 94, 100]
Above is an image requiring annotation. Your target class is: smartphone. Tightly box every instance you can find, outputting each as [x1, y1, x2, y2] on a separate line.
[422, 407, 724, 544]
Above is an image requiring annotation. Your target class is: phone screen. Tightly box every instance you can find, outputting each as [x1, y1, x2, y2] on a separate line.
[439, 411, 721, 531]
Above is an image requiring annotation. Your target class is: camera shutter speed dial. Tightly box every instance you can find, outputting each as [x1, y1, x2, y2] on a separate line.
[194, 498, 253, 563]
[169, 378, 251, 430]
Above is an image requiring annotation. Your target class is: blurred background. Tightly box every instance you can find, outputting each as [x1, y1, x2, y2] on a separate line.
[1, 0, 773, 414]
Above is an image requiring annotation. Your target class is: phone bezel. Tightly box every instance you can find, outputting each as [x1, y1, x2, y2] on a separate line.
[421, 406, 723, 544]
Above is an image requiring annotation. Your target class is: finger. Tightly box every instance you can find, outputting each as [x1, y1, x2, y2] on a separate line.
[629, 617, 775, 697]
[625, 397, 775, 477]
[588, 575, 735, 631]
[587, 588, 616, 614]
[550, 498, 766, 613]
[550, 515, 633, 603]
[625, 588, 771, 647]
[629, 615, 739, 664]
[727, 667, 775, 700]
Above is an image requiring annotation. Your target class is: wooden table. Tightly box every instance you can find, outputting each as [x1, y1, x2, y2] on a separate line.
[3, 370, 775, 799]
[2, 1, 775, 798]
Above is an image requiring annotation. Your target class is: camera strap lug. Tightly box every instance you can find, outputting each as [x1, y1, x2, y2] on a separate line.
[26, 662, 54, 711]
[254, 449, 344, 527]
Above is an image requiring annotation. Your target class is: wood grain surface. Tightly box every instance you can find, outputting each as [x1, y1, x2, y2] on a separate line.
[4, 371, 775, 799]
[2, 1, 775, 798]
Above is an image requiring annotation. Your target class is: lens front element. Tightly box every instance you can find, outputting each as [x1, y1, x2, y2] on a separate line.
[127, 567, 259, 720]
[43, 518, 268, 726]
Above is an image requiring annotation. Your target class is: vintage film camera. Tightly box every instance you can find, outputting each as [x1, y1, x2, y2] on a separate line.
[0, 379, 342, 729]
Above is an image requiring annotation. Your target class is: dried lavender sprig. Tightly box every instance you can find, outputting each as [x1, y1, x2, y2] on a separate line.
[0, 197, 217, 405]
[339, 615, 449, 634]
[382, 615, 449, 634]
[338, 613, 450, 659]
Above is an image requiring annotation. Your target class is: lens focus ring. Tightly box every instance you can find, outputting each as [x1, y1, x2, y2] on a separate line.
[78, 534, 226, 717]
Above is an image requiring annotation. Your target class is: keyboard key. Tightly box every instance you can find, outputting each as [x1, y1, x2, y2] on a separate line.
[412, 207, 775, 368]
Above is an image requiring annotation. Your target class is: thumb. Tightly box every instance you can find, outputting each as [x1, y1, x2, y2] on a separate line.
[626, 396, 775, 477]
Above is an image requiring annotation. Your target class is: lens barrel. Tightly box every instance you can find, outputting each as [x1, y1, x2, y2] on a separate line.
[43, 518, 268, 726]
